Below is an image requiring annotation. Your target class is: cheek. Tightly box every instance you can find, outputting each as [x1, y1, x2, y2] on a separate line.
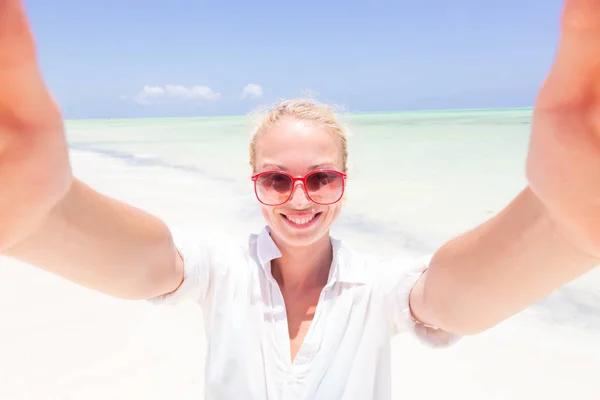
[260, 205, 273, 220]
[326, 202, 343, 221]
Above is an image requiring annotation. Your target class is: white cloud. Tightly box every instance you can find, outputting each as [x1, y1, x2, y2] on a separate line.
[133, 84, 221, 105]
[241, 83, 263, 99]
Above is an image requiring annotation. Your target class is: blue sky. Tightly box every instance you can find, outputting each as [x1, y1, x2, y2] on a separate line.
[25, 0, 564, 119]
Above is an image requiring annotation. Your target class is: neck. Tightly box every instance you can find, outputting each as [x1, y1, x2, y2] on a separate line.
[270, 232, 333, 292]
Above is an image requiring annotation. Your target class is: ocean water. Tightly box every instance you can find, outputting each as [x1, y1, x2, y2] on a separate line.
[2, 108, 599, 399]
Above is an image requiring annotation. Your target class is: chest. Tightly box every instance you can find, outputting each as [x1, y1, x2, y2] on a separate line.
[281, 289, 322, 362]
[201, 278, 391, 399]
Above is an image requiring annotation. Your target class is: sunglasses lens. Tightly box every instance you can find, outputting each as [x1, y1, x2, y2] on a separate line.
[255, 172, 293, 205]
[305, 171, 344, 204]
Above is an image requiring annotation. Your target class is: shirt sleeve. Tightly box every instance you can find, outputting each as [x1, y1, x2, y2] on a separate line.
[147, 228, 214, 306]
[381, 254, 462, 348]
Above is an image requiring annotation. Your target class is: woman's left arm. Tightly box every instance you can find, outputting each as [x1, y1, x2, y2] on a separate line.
[410, 0, 600, 335]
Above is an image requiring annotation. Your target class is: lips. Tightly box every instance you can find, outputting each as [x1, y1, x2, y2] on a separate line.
[281, 212, 322, 228]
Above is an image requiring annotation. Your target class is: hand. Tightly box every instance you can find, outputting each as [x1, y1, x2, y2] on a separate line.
[0, 0, 71, 250]
[527, 0, 600, 259]
[0, 0, 62, 128]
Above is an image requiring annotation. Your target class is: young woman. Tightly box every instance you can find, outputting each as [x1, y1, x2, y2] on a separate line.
[2, 0, 600, 399]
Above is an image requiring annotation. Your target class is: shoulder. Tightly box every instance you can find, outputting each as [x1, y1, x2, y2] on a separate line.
[332, 237, 430, 287]
[148, 227, 258, 306]
[335, 241, 460, 347]
[172, 227, 253, 267]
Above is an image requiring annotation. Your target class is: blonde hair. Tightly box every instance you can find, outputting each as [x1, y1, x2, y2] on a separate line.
[249, 98, 349, 172]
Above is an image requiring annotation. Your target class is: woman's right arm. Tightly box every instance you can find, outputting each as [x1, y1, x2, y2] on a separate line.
[4, 179, 185, 300]
[0, 0, 183, 300]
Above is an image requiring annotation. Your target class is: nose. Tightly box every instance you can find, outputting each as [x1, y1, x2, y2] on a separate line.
[288, 182, 311, 207]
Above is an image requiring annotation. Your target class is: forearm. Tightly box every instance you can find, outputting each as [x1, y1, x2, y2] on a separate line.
[3, 179, 184, 300]
[410, 186, 599, 335]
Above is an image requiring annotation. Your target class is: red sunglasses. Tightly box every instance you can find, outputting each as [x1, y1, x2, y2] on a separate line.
[251, 169, 347, 206]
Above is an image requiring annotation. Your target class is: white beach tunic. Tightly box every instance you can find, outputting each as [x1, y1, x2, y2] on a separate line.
[150, 226, 460, 399]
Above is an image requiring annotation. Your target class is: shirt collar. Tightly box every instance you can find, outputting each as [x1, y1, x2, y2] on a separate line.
[255, 226, 367, 285]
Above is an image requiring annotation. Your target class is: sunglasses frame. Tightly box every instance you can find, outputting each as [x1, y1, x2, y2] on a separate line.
[251, 169, 347, 206]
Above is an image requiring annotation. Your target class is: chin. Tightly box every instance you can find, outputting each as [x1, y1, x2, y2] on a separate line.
[278, 229, 328, 248]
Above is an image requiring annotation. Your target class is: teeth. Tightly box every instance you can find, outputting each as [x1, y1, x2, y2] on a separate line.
[288, 214, 315, 225]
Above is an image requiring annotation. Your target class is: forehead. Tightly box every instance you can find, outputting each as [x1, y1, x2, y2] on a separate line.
[255, 118, 341, 172]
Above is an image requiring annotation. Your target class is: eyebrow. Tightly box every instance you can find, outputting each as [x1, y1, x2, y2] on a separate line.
[260, 163, 337, 171]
